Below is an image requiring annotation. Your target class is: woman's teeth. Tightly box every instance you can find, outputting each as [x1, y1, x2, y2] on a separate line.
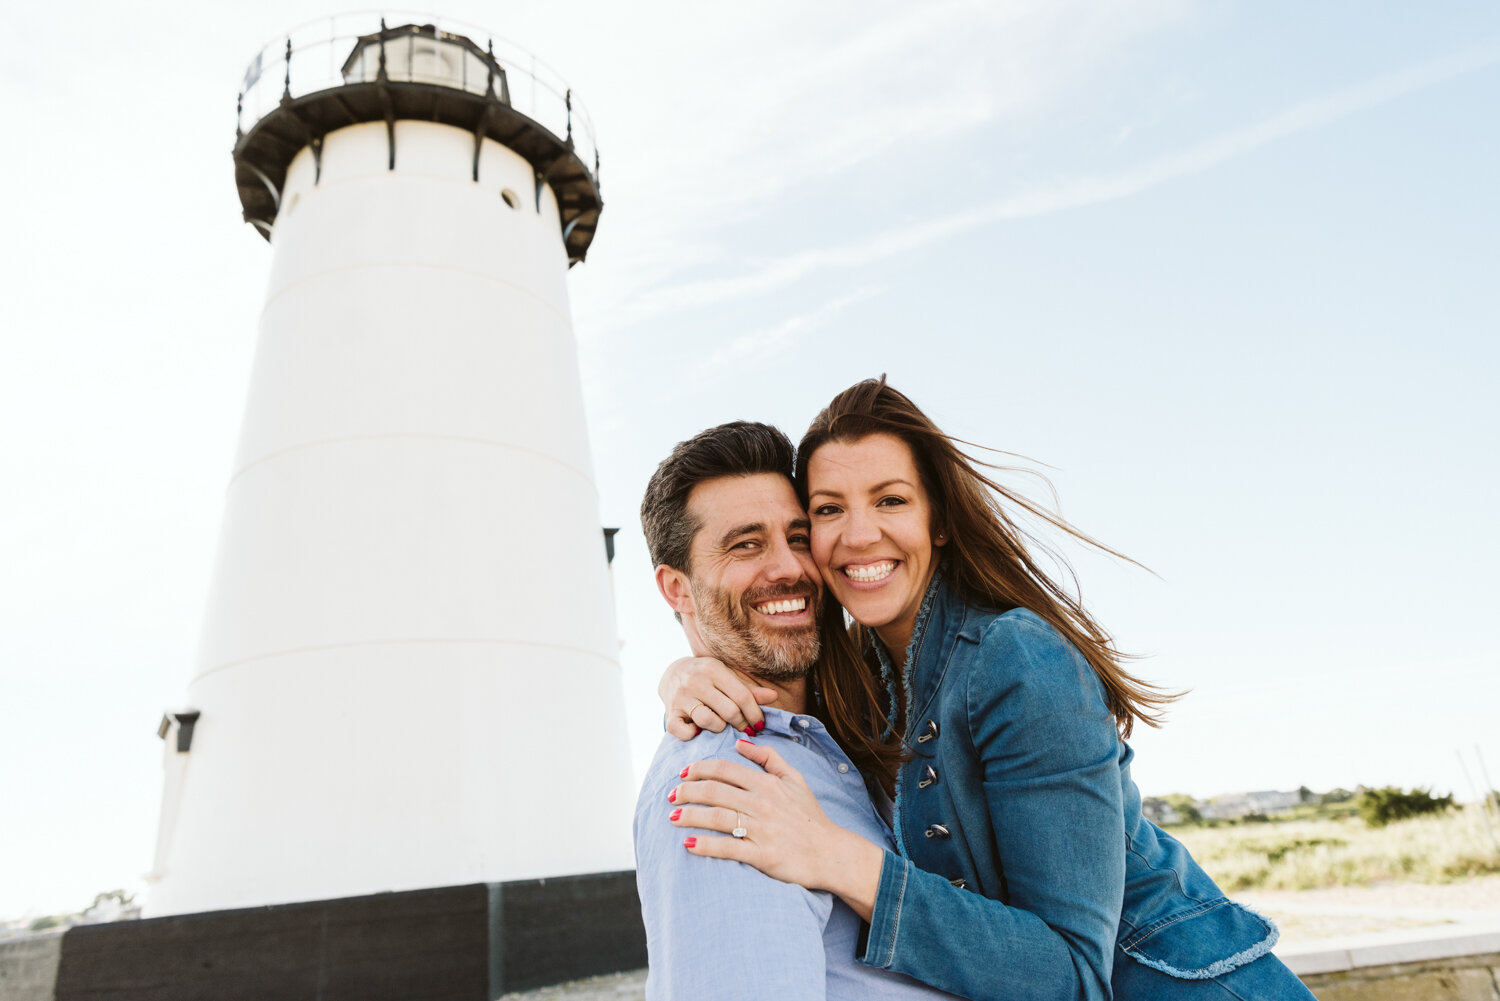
[844, 561, 896, 583]
[755, 597, 807, 615]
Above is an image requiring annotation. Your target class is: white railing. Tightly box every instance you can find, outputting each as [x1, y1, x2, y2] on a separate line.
[237, 11, 599, 179]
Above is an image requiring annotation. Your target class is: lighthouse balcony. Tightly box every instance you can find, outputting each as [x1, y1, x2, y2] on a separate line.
[233, 12, 601, 262]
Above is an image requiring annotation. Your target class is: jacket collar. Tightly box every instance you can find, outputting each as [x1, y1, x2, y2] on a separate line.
[871, 561, 977, 742]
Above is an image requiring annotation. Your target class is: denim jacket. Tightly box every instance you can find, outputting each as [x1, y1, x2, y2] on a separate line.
[858, 574, 1277, 1001]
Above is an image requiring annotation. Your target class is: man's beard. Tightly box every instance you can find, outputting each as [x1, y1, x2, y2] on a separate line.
[690, 580, 820, 680]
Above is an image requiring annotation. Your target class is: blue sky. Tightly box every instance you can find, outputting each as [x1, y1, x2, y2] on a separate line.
[2, 1, 1497, 918]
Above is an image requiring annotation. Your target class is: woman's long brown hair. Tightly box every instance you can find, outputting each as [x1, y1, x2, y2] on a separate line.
[800, 377, 1181, 794]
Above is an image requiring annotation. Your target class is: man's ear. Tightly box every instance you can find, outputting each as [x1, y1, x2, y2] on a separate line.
[655, 564, 695, 616]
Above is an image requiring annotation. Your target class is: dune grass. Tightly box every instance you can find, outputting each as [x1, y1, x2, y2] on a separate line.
[1165, 805, 1500, 892]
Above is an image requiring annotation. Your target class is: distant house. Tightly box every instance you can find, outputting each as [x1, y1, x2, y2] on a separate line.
[1141, 798, 1182, 826]
[1201, 790, 1302, 820]
[1245, 790, 1301, 815]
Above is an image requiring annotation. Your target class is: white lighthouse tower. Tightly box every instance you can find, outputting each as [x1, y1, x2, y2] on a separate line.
[147, 15, 632, 920]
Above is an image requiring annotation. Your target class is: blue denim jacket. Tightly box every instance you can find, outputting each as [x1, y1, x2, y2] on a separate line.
[858, 574, 1278, 1000]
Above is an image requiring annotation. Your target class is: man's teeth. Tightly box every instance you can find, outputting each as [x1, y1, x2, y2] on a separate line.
[845, 561, 897, 582]
[755, 597, 807, 615]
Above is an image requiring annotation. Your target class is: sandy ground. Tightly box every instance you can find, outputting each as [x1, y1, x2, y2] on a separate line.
[1236, 874, 1500, 943]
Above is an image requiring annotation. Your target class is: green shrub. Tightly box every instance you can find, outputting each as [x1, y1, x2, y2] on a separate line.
[1357, 786, 1454, 828]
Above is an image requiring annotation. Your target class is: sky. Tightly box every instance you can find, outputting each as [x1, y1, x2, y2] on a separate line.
[2, 1, 1497, 920]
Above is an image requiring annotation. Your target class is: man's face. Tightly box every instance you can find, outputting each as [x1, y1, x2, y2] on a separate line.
[682, 473, 821, 678]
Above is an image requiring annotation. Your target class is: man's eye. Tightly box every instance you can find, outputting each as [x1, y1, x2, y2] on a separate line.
[788, 534, 811, 549]
[732, 540, 761, 551]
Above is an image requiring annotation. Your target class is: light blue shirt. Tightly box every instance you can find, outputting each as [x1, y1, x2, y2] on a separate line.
[633, 706, 961, 1001]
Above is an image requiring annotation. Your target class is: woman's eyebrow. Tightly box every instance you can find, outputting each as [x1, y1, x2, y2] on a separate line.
[867, 478, 914, 493]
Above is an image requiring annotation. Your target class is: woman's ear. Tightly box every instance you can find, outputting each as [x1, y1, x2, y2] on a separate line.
[933, 528, 948, 547]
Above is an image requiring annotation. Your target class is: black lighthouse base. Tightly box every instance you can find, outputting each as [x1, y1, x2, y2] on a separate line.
[50, 872, 646, 1000]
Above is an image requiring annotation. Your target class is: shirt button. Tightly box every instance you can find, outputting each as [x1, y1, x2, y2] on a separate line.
[837, 763, 850, 774]
[791, 736, 802, 743]
[924, 824, 951, 839]
[797, 718, 811, 729]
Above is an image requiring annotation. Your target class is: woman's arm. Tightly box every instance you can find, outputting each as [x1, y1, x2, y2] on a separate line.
[862, 615, 1124, 1001]
[658, 657, 778, 740]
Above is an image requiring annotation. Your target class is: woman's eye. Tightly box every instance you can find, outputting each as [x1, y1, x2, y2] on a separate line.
[877, 495, 907, 507]
[813, 504, 841, 517]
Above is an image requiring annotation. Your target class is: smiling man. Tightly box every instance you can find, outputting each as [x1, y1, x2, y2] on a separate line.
[634, 421, 956, 1001]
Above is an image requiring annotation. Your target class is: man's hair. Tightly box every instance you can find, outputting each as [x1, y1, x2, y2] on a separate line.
[640, 421, 796, 574]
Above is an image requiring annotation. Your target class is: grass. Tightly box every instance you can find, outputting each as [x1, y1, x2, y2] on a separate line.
[1164, 804, 1500, 892]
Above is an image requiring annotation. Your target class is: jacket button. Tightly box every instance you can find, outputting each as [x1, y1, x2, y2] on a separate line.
[916, 720, 940, 743]
[924, 824, 950, 839]
[918, 765, 939, 789]
[949, 877, 967, 888]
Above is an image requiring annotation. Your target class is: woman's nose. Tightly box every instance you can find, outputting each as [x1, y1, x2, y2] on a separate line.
[844, 507, 881, 548]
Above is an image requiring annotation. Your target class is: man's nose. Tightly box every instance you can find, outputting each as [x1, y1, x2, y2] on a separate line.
[764, 538, 810, 583]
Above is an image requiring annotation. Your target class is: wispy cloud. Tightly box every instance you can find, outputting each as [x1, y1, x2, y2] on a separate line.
[573, 0, 1196, 335]
[607, 37, 1500, 327]
[689, 288, 881, 380]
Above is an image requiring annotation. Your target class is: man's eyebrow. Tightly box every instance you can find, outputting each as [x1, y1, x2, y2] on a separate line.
[716, 522, 765, 548]
[789, 517, 810, 533]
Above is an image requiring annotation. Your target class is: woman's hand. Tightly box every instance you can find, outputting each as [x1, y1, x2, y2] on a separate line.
[669, 739, 885, 919]
[658, 646, 777, 741]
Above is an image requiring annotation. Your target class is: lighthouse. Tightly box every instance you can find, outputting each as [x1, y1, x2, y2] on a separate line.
[146, 12, 635, 935]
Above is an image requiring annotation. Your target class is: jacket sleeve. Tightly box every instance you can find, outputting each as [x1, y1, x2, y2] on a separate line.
[859, 616, 1125, 1001]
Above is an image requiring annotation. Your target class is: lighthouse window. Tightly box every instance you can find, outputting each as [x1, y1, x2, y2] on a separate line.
[500, 189, 519, 210]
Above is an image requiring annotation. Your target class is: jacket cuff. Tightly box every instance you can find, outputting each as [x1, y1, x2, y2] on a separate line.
[859, 850, 908, 969]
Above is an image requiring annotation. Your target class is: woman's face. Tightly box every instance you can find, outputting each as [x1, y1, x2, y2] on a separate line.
[807, 433, 943, 654]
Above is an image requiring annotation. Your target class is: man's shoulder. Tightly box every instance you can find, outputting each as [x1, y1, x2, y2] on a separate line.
[636, 729, 752, 810]
[642, 728, 752, 775]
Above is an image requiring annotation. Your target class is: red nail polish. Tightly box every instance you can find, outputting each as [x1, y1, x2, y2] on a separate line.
[680, 766, 690, 778]
[737, 738, 755, 747]
[754, 721, 766, 733]
[692, 726, 701, 736]
[743, 726, 756, 736]
[669, 808, 681, 821]
[683, 837, 697, 848]
[668, 788, 677, 803]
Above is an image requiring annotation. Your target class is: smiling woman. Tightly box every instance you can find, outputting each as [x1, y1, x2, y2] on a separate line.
[660, 378, 1318, 1000]
[806, 434, 946, 665]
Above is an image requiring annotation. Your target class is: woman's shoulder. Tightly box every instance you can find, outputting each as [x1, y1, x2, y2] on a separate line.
[954, 605, 1102, 702]
[960, 606, 1080, 664]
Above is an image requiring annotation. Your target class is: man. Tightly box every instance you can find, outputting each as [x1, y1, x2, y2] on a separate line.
[635, 421, 954, 1001]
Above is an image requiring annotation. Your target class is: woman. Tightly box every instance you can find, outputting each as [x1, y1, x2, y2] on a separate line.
[661, 378, 1313, 1000]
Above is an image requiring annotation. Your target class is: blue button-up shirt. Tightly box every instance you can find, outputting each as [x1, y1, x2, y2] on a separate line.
[634, 706, 961, 1001]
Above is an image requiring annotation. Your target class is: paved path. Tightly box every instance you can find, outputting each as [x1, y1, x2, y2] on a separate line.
[1237, 874, 1500, 943]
